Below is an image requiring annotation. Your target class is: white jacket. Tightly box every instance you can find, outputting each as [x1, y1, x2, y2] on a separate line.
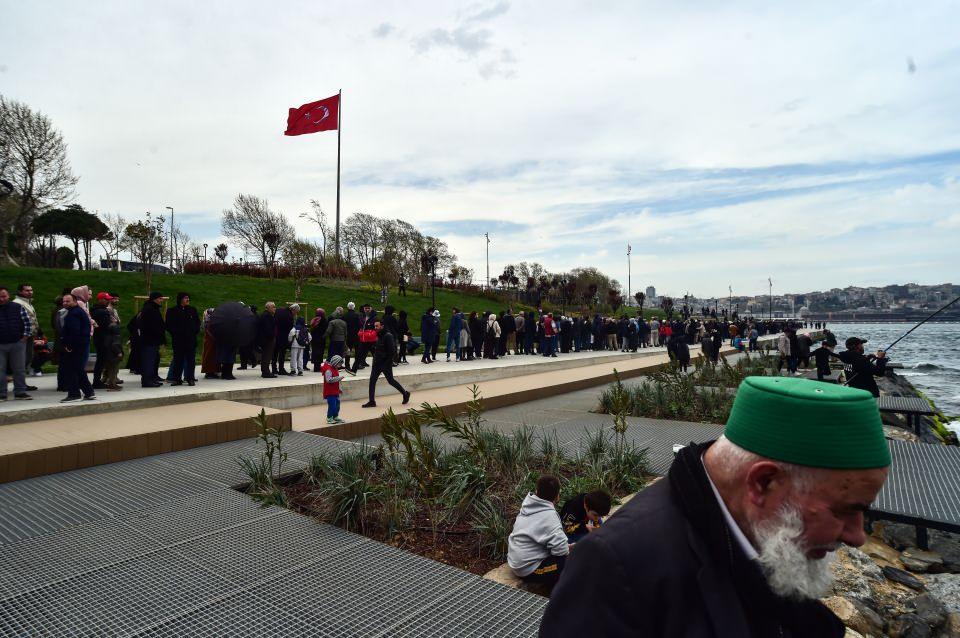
[507, 493, 569, 577]
[288, 327, 312, 348]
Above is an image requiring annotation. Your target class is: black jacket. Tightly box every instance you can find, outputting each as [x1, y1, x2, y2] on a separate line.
[165, 304, 200, 347]
[60, 306, 92, 351]
[275, 307, 294, 339]
[837, 349, 887, 397]
[344, 309, 360, 345]
[373, 329, 397, 367]
[90, 303, 112, 346]
[540, 442, 844, 638]
[257, 311, 276, 344]
[138, 301, 166, 346]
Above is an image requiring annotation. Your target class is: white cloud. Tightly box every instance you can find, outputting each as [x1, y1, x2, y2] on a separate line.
[1, 1, 958, 295]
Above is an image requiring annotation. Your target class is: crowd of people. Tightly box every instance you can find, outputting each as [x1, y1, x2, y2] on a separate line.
[1, 280, 840, 407]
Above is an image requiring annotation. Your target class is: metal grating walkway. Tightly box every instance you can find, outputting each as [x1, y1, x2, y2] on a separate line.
[871, 439, 960, 533]
[0, 430, 547, 636]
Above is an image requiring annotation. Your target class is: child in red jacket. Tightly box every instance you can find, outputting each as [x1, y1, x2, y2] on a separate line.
[321, 354, 345, 424]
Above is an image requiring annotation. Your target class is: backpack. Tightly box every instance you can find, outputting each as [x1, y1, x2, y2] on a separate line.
[295, 327, 309, 347]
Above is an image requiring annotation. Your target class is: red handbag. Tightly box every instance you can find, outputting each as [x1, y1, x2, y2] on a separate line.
[359, 329, 377, 343]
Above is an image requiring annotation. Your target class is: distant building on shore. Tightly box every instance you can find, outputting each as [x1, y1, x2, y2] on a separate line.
[645, 286, 656, 300]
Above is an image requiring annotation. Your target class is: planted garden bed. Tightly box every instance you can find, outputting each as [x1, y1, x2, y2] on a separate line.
[239, 389, 650, 576]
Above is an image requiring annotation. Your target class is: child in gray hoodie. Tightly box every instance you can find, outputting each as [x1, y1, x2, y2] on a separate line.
[507, 475, 570, 587]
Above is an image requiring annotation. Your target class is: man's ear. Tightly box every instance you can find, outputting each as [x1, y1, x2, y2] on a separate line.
[744, 461, 786, 508]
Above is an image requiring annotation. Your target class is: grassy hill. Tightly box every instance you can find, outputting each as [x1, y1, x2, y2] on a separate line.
[0, 266, 529, 341]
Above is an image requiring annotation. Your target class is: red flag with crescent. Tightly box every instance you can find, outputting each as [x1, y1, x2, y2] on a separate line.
[285, 94, 339, 136]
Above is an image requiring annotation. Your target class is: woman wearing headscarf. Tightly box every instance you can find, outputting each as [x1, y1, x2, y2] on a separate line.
[483, 312, 501, 360]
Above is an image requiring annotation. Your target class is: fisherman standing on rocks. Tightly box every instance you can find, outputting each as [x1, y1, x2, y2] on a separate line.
[837, 336, 888, 398]
[540, 377, 891, 638]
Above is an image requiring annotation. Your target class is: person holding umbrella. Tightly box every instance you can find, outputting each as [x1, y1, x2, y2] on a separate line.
[209, 301, 257, 381]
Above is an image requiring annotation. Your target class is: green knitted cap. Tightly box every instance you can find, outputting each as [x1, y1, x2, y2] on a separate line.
[725, 376, 891, 469]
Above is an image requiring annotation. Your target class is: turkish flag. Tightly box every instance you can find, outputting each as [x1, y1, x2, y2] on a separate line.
[284, 94, 339, 136]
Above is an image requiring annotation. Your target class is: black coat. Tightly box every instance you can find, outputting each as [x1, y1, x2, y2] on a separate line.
[540, 442, 844, 638]
[344, 309, 360, 346]
[165, 304, 200, 347]
[373, 329, 397, 367]
[837, 349, 887, 397]
[256, 311, 276, 344]
[138, 301, 166, 346]
[275, 307, 294, 339]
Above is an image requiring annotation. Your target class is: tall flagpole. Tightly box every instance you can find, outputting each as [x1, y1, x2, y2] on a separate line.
[335, 89, 342, 265]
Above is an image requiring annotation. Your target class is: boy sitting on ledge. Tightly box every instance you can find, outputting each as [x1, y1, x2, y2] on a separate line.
[507, 475, 570, 589]
[560, 489, 611, 544]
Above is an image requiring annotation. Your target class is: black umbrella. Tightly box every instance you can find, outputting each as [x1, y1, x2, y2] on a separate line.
[209, 301, 257, 348]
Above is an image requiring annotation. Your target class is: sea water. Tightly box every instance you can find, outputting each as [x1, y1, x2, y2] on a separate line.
[829, 322, 960, 416]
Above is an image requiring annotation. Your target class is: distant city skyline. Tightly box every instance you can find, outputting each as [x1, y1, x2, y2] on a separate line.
[3, 1, 959, 296]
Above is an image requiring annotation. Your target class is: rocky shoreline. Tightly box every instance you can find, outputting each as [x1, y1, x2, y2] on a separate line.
[827, 371, 960, 637]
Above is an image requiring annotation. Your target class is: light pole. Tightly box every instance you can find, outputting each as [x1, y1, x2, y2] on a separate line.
[202, 243, 208, 261]
[484, 233, 490, 292]
[627, 244, 632, 305]
[165, 206, 174, 271]
[429, 254, 439, 309]
[768, 277, 773, 320]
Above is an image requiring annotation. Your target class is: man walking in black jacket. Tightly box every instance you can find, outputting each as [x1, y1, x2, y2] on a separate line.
[139, 292, 166, 387]
[272, 303, 294, 375]
[362, 319, 410, 408]
[165, 292, 200, 385]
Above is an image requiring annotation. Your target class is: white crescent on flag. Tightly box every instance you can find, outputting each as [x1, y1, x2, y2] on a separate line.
[305, 106, 330, 124]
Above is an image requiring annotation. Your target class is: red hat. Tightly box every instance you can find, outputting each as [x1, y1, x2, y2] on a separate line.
[97, 292, 111, 302]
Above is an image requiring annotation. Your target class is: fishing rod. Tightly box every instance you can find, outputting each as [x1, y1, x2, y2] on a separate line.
[841, 294, 960, 387]
[882, 294, 960, 352]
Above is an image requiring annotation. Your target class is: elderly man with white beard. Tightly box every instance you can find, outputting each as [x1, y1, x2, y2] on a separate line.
[539, 376, 890, 638]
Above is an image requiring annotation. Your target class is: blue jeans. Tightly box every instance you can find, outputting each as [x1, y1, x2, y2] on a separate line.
[446, 334, 459, 358]
[326, 395, 340, 418]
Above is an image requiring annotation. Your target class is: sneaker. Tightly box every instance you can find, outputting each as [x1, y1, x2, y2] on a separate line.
[33, 371, 42, 377]
[25, 385, 38, 392]
[297, 371, 303, 376]
[14, 393, 32, 400]
[333, 417, 346, 424]
[60, 396, 82, 403]
[402, 391, 411, 405]
[361, 401, 377, 408]
[327, 417, 337, 424]
[83, 394, 98, 401]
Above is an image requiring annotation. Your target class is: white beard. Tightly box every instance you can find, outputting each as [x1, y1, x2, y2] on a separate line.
[751, 505, 837, 600]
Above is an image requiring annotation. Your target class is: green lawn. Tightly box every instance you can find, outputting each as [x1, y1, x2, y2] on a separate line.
[0, 266, 529, 344]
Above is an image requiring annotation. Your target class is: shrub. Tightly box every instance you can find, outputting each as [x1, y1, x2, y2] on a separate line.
[471, 497, 512, 560]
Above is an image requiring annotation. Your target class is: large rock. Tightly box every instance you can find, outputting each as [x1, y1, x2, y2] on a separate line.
[887, 614, 932, 638]
[926, 574, 960, 614]
[942, 612, 960, 638]
[833, 547, 883, 602]
[882, 524, 960, 573]
[911, 593, 947, 630]
[823, 596, 885, 637]
[884, 567, 926, 591]
[903, 548, 946, 574]
[864, 535, 907, 569]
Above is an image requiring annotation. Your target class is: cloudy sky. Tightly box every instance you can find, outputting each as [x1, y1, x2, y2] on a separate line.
[3, 1, 959, 297]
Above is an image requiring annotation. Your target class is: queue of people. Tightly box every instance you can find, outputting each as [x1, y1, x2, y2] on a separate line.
[1, 281, 840, 407]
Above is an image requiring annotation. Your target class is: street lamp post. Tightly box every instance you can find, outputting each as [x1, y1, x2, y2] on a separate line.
[165, 206, 174, 271]
[484, 233, 490, 292]
[429, 254, 439, 309]
[768, 277, 773, 320]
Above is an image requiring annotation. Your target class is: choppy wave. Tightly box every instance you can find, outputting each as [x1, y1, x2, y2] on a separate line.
[912, 363, 960, 373]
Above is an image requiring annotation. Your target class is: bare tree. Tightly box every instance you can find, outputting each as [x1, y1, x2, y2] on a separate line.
[125, 213, 166, 292]
[221, 194, 295, 275]
[299, 200, 333, 262]
[0, 95, 78, 262]
[97, 212, 128, 270]
[283, 239, 321, 299]
[171, 223, 194, 271]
